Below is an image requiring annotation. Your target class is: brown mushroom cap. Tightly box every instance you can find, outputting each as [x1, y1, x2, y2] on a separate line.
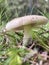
[5, 15, 48, 31]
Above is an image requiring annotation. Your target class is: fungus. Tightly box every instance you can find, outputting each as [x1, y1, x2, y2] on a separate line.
[4, 15, 48, 46]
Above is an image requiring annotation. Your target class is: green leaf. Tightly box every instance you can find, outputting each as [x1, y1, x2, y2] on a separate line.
[9, 55, 22, 65]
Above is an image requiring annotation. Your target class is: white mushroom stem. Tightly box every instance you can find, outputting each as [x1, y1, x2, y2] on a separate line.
[23, 25, 32, 46]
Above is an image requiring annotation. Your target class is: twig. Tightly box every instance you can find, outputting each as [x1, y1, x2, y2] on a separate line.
[29, 41, 36, 49]
[23, 49, 38, 62]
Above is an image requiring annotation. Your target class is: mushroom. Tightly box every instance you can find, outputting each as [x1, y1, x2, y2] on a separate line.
[4, 15, 48, 46]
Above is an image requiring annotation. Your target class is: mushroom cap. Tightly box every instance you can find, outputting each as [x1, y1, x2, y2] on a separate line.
[5, 15, 48, 31]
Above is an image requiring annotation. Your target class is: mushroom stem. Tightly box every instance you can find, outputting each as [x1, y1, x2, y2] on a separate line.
[23, 25, 32, 46]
